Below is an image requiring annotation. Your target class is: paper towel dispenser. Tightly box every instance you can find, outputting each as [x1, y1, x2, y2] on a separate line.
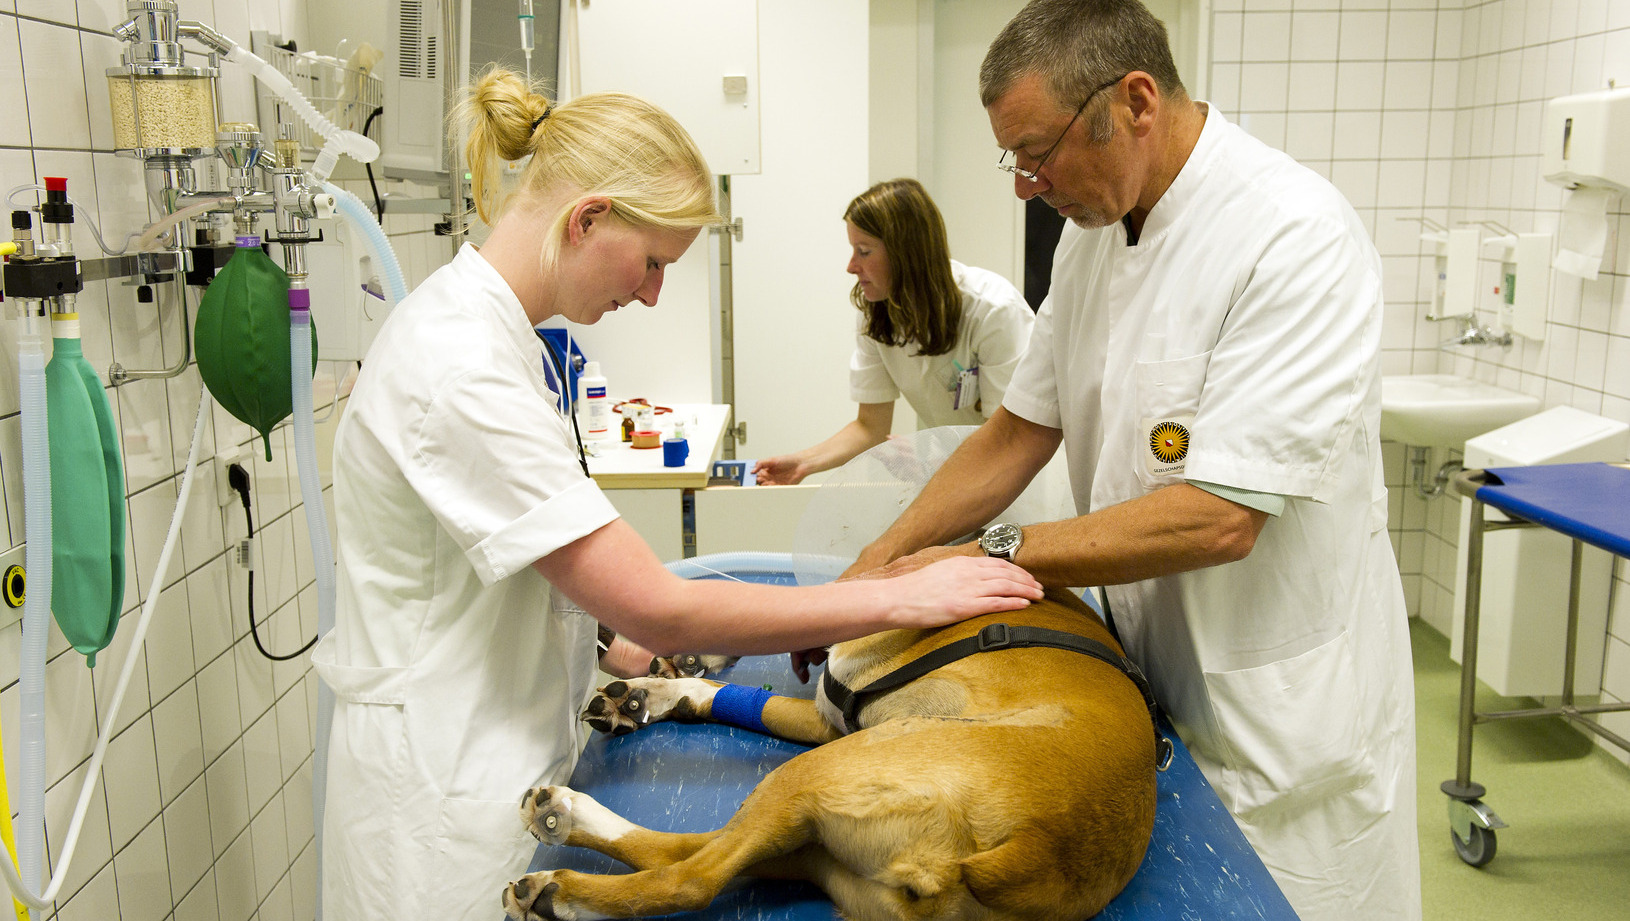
[1541, 85, 1630, 192]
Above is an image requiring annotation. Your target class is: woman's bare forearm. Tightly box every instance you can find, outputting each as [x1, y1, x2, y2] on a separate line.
[535, 518, 1043, 657]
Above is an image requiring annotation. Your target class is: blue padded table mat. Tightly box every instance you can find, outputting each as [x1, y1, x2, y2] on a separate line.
[1477, 463, 1630, 558]
[523, 571, 1297, 920]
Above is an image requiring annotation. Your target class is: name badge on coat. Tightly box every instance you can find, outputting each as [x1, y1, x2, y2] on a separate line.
[1141, 414, 1194, 481]
[951, 366, 980, 411]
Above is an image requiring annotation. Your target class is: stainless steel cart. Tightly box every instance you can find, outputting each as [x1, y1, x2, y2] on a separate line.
[1444, 462, 1630, 866]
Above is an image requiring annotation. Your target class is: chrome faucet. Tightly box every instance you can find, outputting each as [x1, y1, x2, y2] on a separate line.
[1439, 317, 1513, 351]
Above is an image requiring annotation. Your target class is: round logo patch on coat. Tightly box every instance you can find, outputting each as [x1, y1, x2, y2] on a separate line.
[1148, 420, 1190, 465]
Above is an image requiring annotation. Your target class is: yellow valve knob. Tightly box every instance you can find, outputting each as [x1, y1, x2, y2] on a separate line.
[0, 242, 17, 257]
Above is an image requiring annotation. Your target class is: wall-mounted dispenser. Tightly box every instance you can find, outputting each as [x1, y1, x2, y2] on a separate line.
[1541, 85, 1630, 279]
[1414, 218, 1452, 318]
[1481, 230, 1553, 341]
[1438, 226, 1480, 319]
[1541, 85, 1630, 192]
[1512, 232, 1552, 340]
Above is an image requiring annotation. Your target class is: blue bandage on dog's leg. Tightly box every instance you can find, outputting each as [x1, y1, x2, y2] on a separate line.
[710, 684, 774, 734]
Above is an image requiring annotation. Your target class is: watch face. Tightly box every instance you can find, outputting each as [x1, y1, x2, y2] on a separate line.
[981, 523, 1021, 556]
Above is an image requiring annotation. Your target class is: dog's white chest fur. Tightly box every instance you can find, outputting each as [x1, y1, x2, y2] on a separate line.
[814, 647, 865, 734]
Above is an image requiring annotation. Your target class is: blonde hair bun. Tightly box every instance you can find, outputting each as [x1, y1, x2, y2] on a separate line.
[454, 67, 722, 267]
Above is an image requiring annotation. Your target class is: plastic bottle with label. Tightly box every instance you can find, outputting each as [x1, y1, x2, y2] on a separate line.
[581, 361, 611, 439]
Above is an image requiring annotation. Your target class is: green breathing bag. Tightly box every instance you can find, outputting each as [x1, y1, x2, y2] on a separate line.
[45, 323, 127, 667]
[194, 240, 318, 461]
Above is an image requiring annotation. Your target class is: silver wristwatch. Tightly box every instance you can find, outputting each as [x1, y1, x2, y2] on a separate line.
[978, 522, 1023, 560]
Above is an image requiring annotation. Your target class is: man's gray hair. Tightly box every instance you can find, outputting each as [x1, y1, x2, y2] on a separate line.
[980, 0, 1186, 131]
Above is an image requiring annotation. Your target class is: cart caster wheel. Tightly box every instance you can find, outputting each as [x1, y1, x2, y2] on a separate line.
[1451, 824, 1497, 867]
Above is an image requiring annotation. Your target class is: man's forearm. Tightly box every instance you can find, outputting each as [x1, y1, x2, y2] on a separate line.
[991, 483, 1269, 587]
[851, 409, 1061, 573]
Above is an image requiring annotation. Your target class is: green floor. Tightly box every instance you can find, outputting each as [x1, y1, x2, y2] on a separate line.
[1411, 618, 1630, 920]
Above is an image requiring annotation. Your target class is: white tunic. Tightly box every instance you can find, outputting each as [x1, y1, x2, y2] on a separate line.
[313, 245, 618, 921]
[1004, 106, 1420, 920]
[850, 260, 1034, 427]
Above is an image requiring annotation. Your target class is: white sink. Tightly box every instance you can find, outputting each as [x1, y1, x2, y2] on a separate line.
[1380, 374, 1540, 449]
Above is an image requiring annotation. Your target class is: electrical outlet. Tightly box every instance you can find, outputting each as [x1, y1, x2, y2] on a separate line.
[0, 543, 26, 630]
[216, 446, 245, 508]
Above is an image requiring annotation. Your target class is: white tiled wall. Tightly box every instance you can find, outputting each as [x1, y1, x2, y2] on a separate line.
[0, 2, 451, 918]
[6, 4, 1630, 914]
[1214, 0, 1630, 765]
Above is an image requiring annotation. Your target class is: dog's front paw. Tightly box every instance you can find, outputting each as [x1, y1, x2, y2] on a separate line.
[648, 653, 739, 679]
[503, 870, 576, 920]
[582, 680, 652, 735]
[581, 677, 718, 735]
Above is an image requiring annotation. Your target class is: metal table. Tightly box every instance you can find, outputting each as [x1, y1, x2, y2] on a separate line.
[1443, 462, 1630, 866]
[521, 567, 1298, 920]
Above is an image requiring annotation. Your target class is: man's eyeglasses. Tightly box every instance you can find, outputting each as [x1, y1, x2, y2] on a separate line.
[997, 74, 1127, 182]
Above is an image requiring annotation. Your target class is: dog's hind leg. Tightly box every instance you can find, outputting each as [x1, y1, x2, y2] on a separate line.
[506, 733, 1020, 921]
[505, 762, 827, 920]
[757, 847, 990, 921]
[957, 834, 1127, 921]
[520, 785, 722, 871]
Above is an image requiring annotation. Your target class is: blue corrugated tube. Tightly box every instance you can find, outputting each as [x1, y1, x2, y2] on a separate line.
[320, 181, 408, 306]
[290, 286, 338, 921]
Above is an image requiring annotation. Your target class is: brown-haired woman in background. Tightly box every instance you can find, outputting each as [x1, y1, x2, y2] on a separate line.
[312, 73, 1042, 921]
[752, 178, 1034, 485]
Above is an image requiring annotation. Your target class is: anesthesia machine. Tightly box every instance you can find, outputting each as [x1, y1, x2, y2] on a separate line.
[0, 0, 407, 914]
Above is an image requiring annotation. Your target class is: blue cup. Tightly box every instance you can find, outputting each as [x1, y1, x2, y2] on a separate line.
[662, 437, 689, 467]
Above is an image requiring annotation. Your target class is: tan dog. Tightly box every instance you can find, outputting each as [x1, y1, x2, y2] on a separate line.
[503, 588, 1159, 920]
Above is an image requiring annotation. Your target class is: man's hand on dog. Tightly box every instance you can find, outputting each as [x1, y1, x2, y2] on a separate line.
[869, 543, 977, 577]
[790, 646, 828, 684]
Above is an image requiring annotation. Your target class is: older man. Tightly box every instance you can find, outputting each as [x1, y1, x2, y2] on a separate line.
[847, 1, 1421, 918]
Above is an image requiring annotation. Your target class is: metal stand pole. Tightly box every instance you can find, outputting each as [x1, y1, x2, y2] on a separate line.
[439, 0, 469, 256]
[710, 175, 744, 460]
[1447, 492, 1487, 799]
[1562, 538, 1583, 709]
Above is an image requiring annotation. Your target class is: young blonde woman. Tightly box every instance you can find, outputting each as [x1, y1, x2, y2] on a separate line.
[311, 72, 1041, 921]
[752, 178, 1034, 485]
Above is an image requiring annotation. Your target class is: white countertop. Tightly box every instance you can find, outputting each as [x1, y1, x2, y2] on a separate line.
[583, 403, 733, 489]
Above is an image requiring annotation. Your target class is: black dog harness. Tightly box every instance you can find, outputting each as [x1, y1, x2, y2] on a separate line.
[820, 622, 1174, 771]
